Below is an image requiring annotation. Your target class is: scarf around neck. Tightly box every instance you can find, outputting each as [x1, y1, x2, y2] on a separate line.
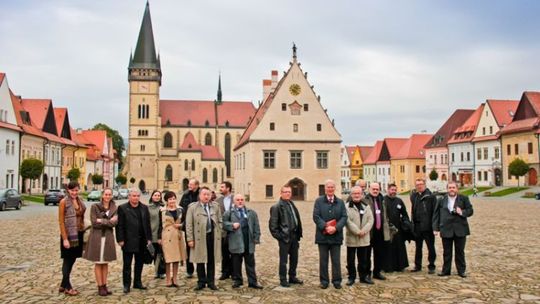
[64, 195, 85, 247]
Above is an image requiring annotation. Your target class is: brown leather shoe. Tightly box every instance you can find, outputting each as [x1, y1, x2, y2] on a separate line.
[104, 285, 112, 295]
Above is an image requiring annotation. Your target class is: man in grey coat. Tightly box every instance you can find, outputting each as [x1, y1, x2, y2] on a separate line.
[313, 179, 348, 289]
[223, 194, 263, 289]
[216, 181, 234, 280]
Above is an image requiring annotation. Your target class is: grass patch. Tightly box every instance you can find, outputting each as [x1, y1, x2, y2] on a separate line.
[399, 190, 411, 195]
[22, 194, 44, 203]
[487, 187, 529, 197]
[461, 187, 493, 196]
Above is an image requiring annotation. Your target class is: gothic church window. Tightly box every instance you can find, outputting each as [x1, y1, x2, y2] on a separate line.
[165, 165, 173, 181]
[205, 133, 212, 146]
[163, 132, 173, 148]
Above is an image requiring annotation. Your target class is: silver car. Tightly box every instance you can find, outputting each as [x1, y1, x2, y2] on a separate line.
[0, 189, 22, 211]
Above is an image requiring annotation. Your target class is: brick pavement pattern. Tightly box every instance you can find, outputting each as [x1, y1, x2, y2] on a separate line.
[0, 197, 539, 303]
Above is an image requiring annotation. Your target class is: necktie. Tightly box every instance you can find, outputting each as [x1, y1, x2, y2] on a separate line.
[205, 204, 212, 233]
[240, 208, 246, 219]
[374, 198, 381, 230]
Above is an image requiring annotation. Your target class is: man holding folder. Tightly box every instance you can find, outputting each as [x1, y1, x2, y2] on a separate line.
[313, 179, 348, 289]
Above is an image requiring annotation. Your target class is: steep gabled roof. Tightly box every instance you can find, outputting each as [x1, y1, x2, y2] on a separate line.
[394, 134, 433, 160]
[424, 109, 475, 149]
[179, 132, 224, 160]
[345, 146, 356, 162]
[358, 146, 373, 161]
[447, 104, 484, 144]
[500, 91, 540, 134]
[364, 141, 383, 165]
[487, 99, 519, 127]
[160, 100, 255, 128]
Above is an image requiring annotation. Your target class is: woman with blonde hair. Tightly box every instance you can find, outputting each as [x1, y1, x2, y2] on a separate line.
[160, 191, 187, 287]
[58, 181, 86, 296]
[83, 188, 118, 296]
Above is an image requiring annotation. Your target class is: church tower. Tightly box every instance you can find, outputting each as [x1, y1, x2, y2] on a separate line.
[126, 1, 161, 192]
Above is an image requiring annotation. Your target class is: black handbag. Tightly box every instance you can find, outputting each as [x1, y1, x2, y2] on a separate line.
[143, 243, 155, 264]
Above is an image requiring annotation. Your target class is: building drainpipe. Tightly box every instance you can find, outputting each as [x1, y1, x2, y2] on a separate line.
[472, 141, 476, 189]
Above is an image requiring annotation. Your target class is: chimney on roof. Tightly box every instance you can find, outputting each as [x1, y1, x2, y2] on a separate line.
[262, 70, 279, 101]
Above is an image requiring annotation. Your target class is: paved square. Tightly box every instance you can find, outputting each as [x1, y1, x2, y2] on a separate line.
[0, 196, 539, 303]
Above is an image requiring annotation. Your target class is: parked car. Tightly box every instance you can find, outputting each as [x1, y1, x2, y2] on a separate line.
[113, 190, 120, 200]
[0, 188, 22, 211]
[118, 188, 129, 199]
[87, 190, 102, 201]
[44, 189, 66, 206]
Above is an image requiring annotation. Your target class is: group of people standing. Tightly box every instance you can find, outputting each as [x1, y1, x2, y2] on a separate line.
[56, 177, 473, 296]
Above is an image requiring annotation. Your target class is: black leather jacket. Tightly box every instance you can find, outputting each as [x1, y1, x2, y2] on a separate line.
[269, 199, 303, 243]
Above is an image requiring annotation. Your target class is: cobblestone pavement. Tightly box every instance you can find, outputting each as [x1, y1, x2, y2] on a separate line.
[0, 197, 539, 303]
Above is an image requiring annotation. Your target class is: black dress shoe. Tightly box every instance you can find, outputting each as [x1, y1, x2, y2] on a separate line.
[320, 283, 329, 289]
[133, 284, 147, 290]
[123, 286, 130, 294]
[194, 284, 205, 291]
[458, 273, 467, 278]
[280, 281, 290, 288]
[186, 273, 194, 279]
[208, 284, 218, 291]
[360, 277, 374, 285]
[373, 273, 386, 280]
[410, 268, 422, 272]
[346, 279, 355, 286]
[248, 283, 263, 289]
[333, 284, 342, 289]
[219, 274, 230, 280]
[289, 278, 304, 284]
[438, 272, 450, 277]
[428, 268, 436, 275]
[232, 281, 242, 288]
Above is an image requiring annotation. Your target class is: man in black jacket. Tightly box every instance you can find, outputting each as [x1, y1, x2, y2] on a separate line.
[180, 179, 200, 278]
[116, 188, 152, 294]
[433, 181, 474, 278]
[410, 178, 437, 274]
[269, 185, 303, 288]
[313, 179, 348, 289]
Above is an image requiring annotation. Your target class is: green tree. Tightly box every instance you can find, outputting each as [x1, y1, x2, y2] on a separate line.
[92, 174, 104, 188]
[67, 168, 81, 182]
[429, 169, 439, 181]
[92, 123, 125, 169]
[20, 158, 44, 194]
[508, 158, 530, 187]
[115, 173, 127, 186]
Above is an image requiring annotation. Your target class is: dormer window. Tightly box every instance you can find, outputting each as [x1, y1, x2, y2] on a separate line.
[205, 120, 210, 127]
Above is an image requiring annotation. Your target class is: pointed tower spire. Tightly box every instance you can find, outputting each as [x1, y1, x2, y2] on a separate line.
[216, 73, 223, 105]
[292, 42, 297, 62]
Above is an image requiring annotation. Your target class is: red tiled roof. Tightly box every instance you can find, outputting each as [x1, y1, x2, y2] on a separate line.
[0, 121, 22, 132]
[523, 91, 540, 115]
[345, 146, 356, 161]
[364, 140, 383, 165]
[447, 104, 484, 144]
[486, 99, 519, 127]
[179, 132, 224, 160]
[0, 73, 5, 86]
[20, 99, 54, 132]
[79, 130, 107, 159]
[160, 100, 255, 128]
[394, 134, 433, 160]
[11, 91, 46, 138]
[384, 138, 409, 158]
[471, 135, 498, 143]
[54, 108, 67, 137]
[500, 117, 540, 134]
[358, 146, 373, 161]
[424, 109, 475, 149]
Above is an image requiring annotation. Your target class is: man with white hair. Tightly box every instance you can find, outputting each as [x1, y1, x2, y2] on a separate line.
[116, 188, 152, 294]
[313, 179, 348, 289]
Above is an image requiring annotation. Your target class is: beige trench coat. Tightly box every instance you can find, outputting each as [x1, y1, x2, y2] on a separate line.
[161, 209, 187, 263]
[185, 201, 222, 264]
[345, 202, 374, 247]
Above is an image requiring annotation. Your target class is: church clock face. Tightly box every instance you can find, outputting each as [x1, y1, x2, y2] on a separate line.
[289, 83, 301, 96]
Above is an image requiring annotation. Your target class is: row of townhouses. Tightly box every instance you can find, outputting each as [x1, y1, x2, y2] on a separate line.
[0, 72, 119, 193]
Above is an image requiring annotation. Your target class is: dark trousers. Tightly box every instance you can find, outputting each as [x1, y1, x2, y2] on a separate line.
[184, 234, 194, 275]
[278, 236, 299, 282]
[221, 237, 233, 277]
[196, 230, 215, 286]
[442, 236, 467, 274]
[370, 228, 389, 275]
[318, 244, 342, 285]
[232, 252, 257, 285]
[122, 250, 144, 288]
[60, 256, 77, 289]
[414, 230, 437, 270]
[153, 242, 165, 276]
[346, 246, 370, 281]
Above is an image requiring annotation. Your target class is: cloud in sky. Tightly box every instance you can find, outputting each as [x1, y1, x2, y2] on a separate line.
[2, 0, 540, 146]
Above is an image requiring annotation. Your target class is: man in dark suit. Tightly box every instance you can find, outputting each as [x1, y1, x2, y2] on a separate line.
[180, 178, 200, 278]
[410, 178, 437, 274]
[433, 181, 474, 278]
[269, 185, 303, 288]
[216, 181, 234, 280]
[116, 188, 152, 294]
[313, 179, 348, 289]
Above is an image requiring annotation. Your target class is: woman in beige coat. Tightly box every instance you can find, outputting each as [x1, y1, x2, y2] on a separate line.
[345, 187, 374, 285]
[160, 191, 187, 287]
[83, 188, 117, 296]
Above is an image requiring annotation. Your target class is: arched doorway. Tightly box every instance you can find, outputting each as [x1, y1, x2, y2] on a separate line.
[138, 180, 146, 193]
[288, 178, 305, 201]
[441, 173, 447, 181]
[528, 168, 537, 186]
[182, 178, 189, 191]
[451, 173, 457, 182]
[494, 168, 502, 186]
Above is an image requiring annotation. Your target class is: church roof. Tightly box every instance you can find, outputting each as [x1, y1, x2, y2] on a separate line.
[160, 100, 255, 128]
[129, 1, 160, 70]
[179, 132, 224, 160]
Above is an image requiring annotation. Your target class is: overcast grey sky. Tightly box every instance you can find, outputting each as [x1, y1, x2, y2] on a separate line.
[2, 0, 540, 146]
